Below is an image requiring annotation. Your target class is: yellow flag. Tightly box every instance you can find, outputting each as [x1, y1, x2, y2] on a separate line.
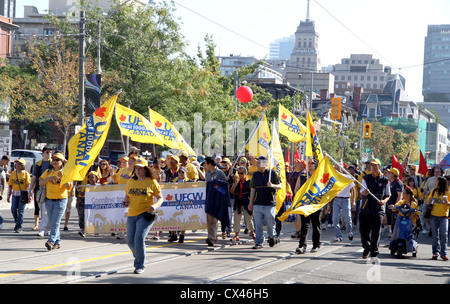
[306, 109, 323, 164]
[278, 104, 307, 143]
[245, 113, 271, 158]
[115, 103, 164, 146]
[278, 155, 353, 220]
[61, 95, 117, 184]
[269, 122, 286, 214]
[149, 108, 196, 156]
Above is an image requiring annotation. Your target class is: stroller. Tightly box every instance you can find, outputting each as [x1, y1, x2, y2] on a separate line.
[389, 204, 420, 258]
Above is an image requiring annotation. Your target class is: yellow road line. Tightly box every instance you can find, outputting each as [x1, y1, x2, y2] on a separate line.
[0, 238, 205, 279]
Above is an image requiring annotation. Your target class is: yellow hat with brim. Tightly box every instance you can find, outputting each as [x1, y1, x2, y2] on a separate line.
[88, 171, 98, 177]
[370, 158, 381, 166]
[120, 156, 129, 162]
[134, 158, 148, 167]
[388, 168, 400, 176]
[14, 158, 26, 165]
[52, 153, 66, 161]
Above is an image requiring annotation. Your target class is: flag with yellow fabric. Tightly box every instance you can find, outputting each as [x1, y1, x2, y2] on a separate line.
[116, 103, 164, 146]
[278, 155, 353, 220]
[278, 104, 307, 143]
[269, 121, 286, 214]
[61, 95, 117, 185]
[245, 113, 271, 158]
[306, 109, 323, 164]
[149, 108, 196, 156]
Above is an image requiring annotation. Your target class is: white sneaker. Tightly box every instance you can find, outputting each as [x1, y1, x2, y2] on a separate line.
[333, 237, 342, 242]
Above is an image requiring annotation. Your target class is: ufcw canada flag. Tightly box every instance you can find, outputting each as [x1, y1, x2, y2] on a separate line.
[246, 113, 271, 158]
[278, 104, 307, 143]
[62, 95, 117, 185]
[278, 155, 353, 220]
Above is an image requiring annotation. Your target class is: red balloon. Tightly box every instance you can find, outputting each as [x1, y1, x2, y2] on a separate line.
[236, 86, 253, 103]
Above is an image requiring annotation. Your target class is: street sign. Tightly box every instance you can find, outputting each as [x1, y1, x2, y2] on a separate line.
[362, 152, 369, 162]
[364, 148, 371, 154]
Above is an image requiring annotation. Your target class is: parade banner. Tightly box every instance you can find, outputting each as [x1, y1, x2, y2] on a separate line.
[269, 122, 287, 214]
[115, 103, 164, 146]
[245, 113, 271, 158]
[305, 109, 323, 165]
[84, 182, 207, 234]
[149, 108, 196, 156]
[278, 104, 307, 143]
[278, 155, 353, 220]
[61, 95, 117, 185]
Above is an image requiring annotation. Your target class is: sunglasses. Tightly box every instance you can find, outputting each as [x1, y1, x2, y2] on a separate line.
[238, 172, 245, 175]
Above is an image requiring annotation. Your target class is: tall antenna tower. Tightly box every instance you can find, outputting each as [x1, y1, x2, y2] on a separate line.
[306, 0, 310, 21]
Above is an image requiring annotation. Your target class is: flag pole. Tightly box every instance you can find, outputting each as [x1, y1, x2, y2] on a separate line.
[230, 109, 266, 173]
[268, 118, 276, 183]
[325, 152, 381, 203]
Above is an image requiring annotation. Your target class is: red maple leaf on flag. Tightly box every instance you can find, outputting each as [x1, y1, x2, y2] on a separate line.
[155, 121, 162, 128]
[119, 114, 126, 122]
[166, 194, 173, 201]
[320, 173, 330, 184]
[263, 132, 267, 139]
[94, 107, 107, 118]
[282, 113, 287, 120]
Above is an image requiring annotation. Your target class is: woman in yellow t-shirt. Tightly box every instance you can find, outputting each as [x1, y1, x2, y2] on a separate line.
[123, 158, 163, 274]
[39, 153, 73, 251]
[7, 158, 31, 232]
[427, 176, 450, 261]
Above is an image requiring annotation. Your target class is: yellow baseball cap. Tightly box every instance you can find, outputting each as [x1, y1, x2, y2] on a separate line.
[87, 171, 98, 177]
[388, 168, 400, 176]
[52, 152, 66, 161]
[370, 158, 381, 166]
[134, 158, 148, 167]
[14, 158, 26, 165]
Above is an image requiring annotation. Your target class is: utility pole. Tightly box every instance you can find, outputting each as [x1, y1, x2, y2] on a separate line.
[78, 10, 86, 126]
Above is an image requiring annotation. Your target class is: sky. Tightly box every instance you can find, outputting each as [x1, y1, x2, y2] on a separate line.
[15, 0, 450, 103]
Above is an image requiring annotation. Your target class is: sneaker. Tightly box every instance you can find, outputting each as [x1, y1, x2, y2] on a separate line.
[134, 268, 145, 274]
[442, 256, 449, 261]
[333, 237, 342, 243]
[252, 244, 263, 249]
[78, 231, 86, 238]
[15, 227, 23, 233]
[45, 241, 53, 251]
[296, 246, 306, 254]
[268, 238, 275, 247]
[348, 232, 354, 241]
[310, 246, 320, 253]
[37, 231, 45, 237]
[432, 255, 439, 260]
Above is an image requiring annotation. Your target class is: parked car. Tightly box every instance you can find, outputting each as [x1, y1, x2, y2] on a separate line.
[101, 150, 126, 164]
[10, 149, 43, 174]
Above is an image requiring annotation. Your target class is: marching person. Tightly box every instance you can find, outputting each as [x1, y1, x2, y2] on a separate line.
[332, 164, 355, 242]
[123, 158, 163, 274]
[39, 153, 73, 250]
[204, 156, 228, 246]
[230, 166, 254, 241]
[296, 159, 323, 254]
[248, 156, 282, 249]
[427, 176, 450, 261]
[7, 158, 32, 233]
[359, 158, 391, 259]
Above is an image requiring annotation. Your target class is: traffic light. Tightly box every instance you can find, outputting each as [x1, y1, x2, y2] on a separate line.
[363, 123, 372, 138]
[330, 98, 341, 120]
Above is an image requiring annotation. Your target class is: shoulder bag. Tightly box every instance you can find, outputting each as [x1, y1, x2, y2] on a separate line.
[16, 171, 30, 204]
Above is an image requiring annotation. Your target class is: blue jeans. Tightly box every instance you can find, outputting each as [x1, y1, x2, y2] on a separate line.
[430, 215, 448, 258]
[126, 213, 155, 269]
[332, 197, 353, 238]
[45, 198, 68, 245]
[11, 196, 26, 229]
[253, 205, 276, 246]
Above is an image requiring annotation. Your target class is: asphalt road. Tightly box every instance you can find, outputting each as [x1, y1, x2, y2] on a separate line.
[0, 199, 449, 288]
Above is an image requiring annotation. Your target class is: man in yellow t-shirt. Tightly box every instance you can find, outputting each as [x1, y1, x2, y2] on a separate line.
[113, 156, 133, 184]
[179, 151, 199, 182]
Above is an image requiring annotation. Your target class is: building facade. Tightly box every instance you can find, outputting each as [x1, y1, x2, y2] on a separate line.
[288, 19, 320, 72]
[269, 35, 295, 60]
[330, 54, 393, 93]
[423, 24, 450, 103]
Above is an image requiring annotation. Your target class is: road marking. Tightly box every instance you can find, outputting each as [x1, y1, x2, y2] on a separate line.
[0, 238, 204, 279]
